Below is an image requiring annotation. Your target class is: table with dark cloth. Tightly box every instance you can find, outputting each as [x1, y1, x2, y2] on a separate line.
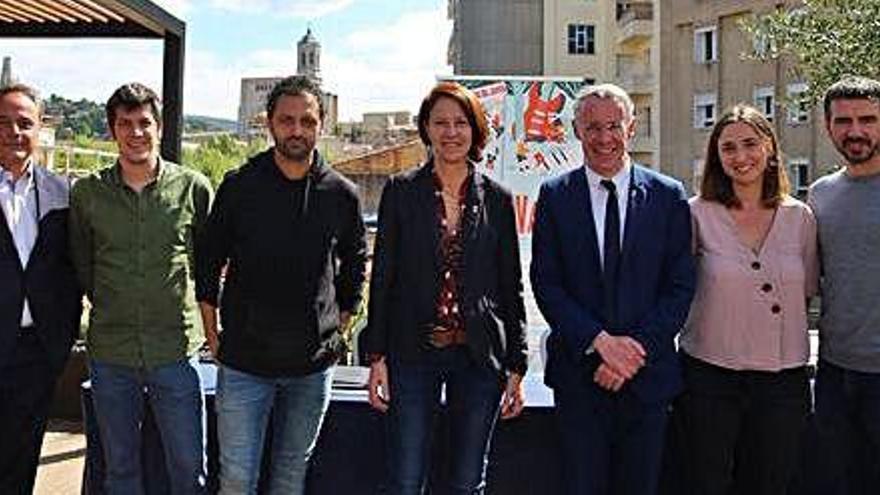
[81, 364, 872, 495]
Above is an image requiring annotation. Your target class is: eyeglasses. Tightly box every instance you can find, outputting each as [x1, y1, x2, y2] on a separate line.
[580, 121, 626, 136]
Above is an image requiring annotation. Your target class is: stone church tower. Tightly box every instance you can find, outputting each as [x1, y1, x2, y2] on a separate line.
[297, 28, 321, 85]
[239, 28, 337, 135]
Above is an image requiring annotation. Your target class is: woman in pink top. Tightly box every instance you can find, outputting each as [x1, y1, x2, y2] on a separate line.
[678, 104, 818, 495]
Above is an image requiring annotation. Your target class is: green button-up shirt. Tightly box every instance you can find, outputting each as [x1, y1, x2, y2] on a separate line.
[69, 159, 212, 369]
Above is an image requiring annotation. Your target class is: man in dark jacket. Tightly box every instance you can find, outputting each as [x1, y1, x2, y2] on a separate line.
[0, 83, 81, 493]
[196, 75, 367, 495]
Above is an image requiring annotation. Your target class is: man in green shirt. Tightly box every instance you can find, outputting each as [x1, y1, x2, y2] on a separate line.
[70, 83, 211, 495]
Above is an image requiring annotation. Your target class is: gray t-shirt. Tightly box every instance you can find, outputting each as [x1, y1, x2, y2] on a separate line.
[809, 169, 880, 372]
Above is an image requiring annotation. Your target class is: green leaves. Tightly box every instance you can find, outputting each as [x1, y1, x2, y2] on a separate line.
[181, 135, 267, 187]
[742, 0, 880, 106]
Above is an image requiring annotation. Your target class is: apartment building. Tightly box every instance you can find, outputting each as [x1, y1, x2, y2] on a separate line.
[658, 0, 838, 196]
[614, 1, 658, 166]
[543, 0, 616, 80]
[449, 0, 659, 166]
[447, 0, 544, 75]
[544, 0, 660, 167]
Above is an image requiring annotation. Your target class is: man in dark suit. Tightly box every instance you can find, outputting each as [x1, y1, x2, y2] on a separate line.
[0, 83, 82, 493]
[531, 83, 695, 495]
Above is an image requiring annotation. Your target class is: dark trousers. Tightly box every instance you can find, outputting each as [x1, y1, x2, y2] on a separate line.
[386, 347, 504, 495]
[554, 375, 669, 495]
[0, 330, 59, 495]
[676, 354, 809, 495]
[813, 359, 880, 495]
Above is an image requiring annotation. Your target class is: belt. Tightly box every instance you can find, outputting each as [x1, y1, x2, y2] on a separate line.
[428, 326, 467, 348]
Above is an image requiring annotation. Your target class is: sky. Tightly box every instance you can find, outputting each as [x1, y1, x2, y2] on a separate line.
[0, 0, 453, 122]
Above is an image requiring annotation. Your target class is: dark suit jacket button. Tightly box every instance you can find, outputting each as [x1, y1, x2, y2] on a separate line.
[771, 304, 781, 314]
[751, 261, 761, 270]
[762, 283, 772, 292]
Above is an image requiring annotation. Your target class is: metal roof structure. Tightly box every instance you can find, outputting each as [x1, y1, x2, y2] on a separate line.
[0, 0, 186, 161]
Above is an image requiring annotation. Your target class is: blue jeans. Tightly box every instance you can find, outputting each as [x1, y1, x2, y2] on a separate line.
[89, 357, 207, 495]
[387, 347, 504, 495]
[216, 364, 333, 495]
[813, 359, 880, 495]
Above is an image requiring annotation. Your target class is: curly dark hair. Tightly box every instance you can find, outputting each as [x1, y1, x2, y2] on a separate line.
[266, 75, 324, 121]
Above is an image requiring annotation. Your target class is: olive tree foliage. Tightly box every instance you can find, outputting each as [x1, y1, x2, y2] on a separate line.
[742, 0, 880, 105]
[182, 134, 267, 187]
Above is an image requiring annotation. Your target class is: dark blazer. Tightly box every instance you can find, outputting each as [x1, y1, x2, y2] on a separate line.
[530, 164, 695, 402]
[0, 165, 81, 372]
[363, 161, 528, 375]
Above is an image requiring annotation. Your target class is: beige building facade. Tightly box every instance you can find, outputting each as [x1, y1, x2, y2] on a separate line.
[658, 0, 838, 196]
[446, 0, 654, 165]
[614, 1, 659, 167]
[541, 0, 659, 167]
[362, 111, 413, 134]
[542, 0, 615, 81]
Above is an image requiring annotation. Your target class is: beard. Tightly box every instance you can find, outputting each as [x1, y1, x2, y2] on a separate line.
[273, 134, 314, 163]
[836, 136, 880, 165]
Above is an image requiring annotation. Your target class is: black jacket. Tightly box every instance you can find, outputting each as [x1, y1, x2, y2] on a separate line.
[196, 150, 367, 377]
[0, 165, 81, 372]
[362, 161, 528, 375]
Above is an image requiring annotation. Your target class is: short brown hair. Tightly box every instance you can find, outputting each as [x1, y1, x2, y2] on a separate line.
[700, 104, 790, 208]
[417, 81, 489, 162]
[106, 82, 162, 134]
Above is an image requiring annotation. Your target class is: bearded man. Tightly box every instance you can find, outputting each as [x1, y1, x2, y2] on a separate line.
[196, 75, 367, 495]
[808, 75, 880, 495]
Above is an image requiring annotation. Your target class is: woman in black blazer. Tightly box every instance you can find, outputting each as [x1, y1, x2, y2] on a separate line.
[362, 81, 528, 494]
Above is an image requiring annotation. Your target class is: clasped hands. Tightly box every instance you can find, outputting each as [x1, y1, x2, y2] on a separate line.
[591, 330, 646, 392]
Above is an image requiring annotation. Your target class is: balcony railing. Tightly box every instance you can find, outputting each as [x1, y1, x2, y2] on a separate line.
[617, 2, 653, 25]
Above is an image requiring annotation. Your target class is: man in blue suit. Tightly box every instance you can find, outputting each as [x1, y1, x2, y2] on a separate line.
[531, 83, 695, 495]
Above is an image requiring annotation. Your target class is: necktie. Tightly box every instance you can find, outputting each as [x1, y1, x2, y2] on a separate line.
[601, 179, 620, 328]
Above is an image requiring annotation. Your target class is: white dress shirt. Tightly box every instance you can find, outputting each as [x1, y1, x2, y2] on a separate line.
[0, 162, 38, 327]
[583, 161, 631, 267]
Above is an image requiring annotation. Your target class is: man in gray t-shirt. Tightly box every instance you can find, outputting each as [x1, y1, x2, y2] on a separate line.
[808, 75, 880, 494]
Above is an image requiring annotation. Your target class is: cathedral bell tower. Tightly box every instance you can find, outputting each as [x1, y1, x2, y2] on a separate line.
[297, 28, 322, 85]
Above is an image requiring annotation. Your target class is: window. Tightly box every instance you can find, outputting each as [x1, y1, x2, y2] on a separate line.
[787, 82, 810, 124]
[694, 26, 718, 64]
[789, 158, 810, 197]
[568, 24, 596, 55]
[693, 93, 717, 129]
[754, 86, 775, 122]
